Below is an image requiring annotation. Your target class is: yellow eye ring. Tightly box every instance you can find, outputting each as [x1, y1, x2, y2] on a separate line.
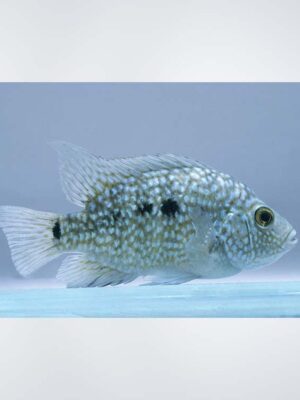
[255, 207, 274, 228]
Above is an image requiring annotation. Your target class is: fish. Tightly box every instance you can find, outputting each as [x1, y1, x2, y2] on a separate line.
[0, 142, 297, 287]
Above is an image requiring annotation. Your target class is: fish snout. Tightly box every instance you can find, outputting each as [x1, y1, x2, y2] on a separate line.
[285, 228, 298, 249]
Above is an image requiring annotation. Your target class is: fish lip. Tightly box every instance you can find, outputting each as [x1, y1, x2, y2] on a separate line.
[282, 228, 298, 249]
[288, 229, 298, 244]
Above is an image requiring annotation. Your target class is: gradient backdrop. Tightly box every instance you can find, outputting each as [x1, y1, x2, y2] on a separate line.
[0, 83, 299, 284]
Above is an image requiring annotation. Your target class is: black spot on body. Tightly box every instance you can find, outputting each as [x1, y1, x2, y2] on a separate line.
[52, 220, 61, 240]
[137, 202, 153, 216]
[112, 211, 121, 222]
[161, 198, 180, 217]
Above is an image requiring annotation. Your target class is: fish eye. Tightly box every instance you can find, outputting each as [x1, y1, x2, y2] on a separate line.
[255, 207, 274, 228]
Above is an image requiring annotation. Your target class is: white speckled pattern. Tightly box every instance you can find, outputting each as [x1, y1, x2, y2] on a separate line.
[52, 142, 296, 286]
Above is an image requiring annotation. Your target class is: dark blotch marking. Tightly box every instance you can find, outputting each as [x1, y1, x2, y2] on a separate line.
[52, 220, 61, 240]
[137, 202, 153, 216]
[112, 210, 121, 222]
[161, 198, 180, 217]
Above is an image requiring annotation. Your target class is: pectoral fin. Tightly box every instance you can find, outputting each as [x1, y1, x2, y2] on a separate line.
[189, 206, 217, 250]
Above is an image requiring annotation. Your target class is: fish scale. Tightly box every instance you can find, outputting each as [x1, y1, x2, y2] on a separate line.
[56, 162, 246, 273]
[59, 168, 198, 273]
[0, 141, 297, 287]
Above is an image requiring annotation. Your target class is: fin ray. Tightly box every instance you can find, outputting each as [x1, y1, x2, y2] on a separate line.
[0, 206, 61, 276]
[51, 141, 105, 207]
[52, 141, 204, 207]
[142, 272, 197, 286]
[57, 253, 136, 288]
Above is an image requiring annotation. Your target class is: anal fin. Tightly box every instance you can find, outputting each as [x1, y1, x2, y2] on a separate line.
[88, 270, 137, 287]
[57, 253, 136, 288]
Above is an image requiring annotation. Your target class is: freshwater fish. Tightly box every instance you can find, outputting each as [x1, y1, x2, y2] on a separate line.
[0, 142, 297, 287]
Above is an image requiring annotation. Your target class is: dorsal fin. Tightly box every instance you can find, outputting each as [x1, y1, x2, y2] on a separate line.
[109, 153, 202, 175]
[52, 141, 203, 207]
[52, 141, 111, 207]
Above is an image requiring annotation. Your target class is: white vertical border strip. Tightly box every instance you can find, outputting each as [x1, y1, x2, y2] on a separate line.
[0, 1, 300, 399]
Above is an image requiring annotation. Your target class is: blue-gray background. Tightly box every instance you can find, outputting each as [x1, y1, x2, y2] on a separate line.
[0, 83, 299, 284]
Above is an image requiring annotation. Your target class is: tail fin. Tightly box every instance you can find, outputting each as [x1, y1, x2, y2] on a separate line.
[0, 206, 62, 277]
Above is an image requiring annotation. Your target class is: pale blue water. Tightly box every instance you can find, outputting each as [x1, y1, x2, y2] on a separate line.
[0, 281, 300, 317]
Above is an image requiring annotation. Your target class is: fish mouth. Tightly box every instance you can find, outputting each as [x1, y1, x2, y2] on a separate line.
[283, 228, 298, 250]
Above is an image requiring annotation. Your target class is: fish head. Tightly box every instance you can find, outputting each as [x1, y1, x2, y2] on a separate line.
[221, 200, 297, 270]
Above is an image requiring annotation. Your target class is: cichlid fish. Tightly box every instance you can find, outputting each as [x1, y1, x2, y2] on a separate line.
[0, 142, 297, 287]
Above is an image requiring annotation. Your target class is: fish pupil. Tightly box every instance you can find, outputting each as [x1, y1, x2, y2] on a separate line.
[255, 207, 274, 227]
[161, 198, 180, 217]
[52, 220, 61, 240]
[261, 211, 272, 224]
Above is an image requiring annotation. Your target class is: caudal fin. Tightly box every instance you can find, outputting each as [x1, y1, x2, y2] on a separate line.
[0, 206, 62, 277]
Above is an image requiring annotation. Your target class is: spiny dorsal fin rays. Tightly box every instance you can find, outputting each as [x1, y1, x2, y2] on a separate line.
[51, 141, 113, 207]
[109, 153, 203, 175]
[51, 141, 204, 207]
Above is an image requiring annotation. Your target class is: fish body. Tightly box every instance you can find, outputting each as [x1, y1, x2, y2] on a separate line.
[0, 142, 297, 287]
